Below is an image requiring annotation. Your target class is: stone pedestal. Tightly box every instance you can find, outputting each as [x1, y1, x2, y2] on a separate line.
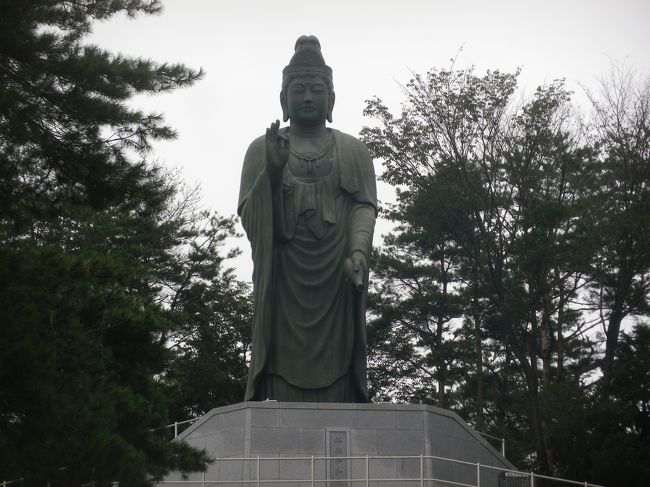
[160, 402, 516, 487]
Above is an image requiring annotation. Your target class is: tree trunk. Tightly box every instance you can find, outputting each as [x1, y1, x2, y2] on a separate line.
[437, 252, 448, 409]
[540, 286, 553, 390]
[436, 316, 446, 409]
[523, 343, 553, 474]
[602, 307, 625, 390]
[509, 308, 553, 474]
[555, 284, 565, 382]
[601, 265, 633, 392]
[471, 264, 485, 427]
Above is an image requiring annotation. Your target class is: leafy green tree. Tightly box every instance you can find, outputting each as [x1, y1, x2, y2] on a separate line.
[367, 227, 467, 407]
[361, 67, 598, 473]
[0, 1, 252, 485]
[549, 324, 650, 487]
[363, 68, 521, 423]
[160, 206, 252, 420]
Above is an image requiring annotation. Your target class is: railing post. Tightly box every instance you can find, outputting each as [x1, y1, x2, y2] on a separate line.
[530, 472, 534, 487]
[174, 422, 178, 438]
[366, 455, 369, 487]
[257, 456, 260, 487]
[202, 471, 205, 487]
[501, 438, 506, 457]
[311, 456, 314, 487]
[420, 454, 424, 487]
[476, 462, 480, 487]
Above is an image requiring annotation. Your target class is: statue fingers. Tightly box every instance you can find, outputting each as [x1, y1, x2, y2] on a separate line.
[344, 257, 364, 291]
[265, 126, 275, 146]
[277, 131, 289, 146]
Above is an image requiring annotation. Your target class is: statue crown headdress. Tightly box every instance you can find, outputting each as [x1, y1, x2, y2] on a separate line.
[282, 35, 333, 87]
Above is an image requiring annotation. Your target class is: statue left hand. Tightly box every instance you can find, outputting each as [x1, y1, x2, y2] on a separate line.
[344, 250, 367, 291]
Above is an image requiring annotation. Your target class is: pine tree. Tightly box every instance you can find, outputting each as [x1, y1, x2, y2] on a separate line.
[159, 206, 252, 420]
[0, 1, 237, 485]
[584, 67, 650, 391]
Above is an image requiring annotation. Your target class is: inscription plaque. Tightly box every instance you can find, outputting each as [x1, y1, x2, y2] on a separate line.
[328, 430, 348, 485]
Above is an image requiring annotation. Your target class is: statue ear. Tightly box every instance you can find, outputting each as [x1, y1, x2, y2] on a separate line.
[327, 92, 335, 123]
[280, 91, 289, 122]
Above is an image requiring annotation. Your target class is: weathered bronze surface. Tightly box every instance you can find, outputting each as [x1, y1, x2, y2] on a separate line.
[238, 36, 376, 402]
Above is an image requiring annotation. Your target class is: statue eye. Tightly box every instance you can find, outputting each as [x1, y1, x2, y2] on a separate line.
[291, 84, 306, 93]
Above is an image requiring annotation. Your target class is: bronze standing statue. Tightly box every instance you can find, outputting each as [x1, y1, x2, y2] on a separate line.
[238, 36, 376, 402]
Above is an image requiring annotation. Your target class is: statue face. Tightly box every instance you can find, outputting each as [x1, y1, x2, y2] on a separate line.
[285, 76, 330, 126]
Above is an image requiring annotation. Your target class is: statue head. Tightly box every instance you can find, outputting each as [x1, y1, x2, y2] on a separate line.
[281, 35, 335, 125]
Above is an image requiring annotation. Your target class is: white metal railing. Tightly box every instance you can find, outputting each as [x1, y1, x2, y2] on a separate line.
[1, 479, 24, 487]
[150, 418, 200, 438]
[475, 431, 506, 457]
[158, 454, 606, 487]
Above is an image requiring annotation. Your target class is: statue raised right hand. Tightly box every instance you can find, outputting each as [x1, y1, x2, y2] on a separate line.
[265, 120, 289, 181]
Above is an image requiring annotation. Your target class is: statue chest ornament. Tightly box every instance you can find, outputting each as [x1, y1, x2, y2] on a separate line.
[283, 136, 339, 237]
[287, 131, 334, 179]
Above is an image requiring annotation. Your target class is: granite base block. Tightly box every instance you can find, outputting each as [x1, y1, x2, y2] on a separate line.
[159, 402, 516, 487]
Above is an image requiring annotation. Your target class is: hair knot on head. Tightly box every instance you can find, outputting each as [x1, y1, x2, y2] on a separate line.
[283, 35, 333, 86]
[294, 35, 321, 52]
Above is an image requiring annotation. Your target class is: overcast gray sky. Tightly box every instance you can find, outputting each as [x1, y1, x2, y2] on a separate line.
[90, 0, 650, 280]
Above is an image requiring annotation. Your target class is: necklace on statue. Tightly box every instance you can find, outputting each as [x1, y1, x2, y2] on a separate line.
[289, 132, 333, 175]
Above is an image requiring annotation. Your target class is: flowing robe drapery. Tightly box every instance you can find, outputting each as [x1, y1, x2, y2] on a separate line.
[238, 129, 377, 402]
